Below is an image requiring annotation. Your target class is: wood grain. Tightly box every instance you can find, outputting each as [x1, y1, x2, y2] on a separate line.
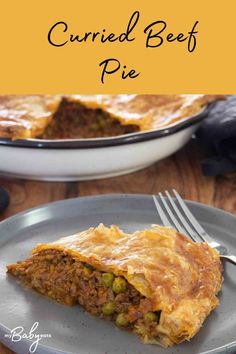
[1, 139, 236, 353]
[79, 140, 236, 213]
[0, 344, 13, 354]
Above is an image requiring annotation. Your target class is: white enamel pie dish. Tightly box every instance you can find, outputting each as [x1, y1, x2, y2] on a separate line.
[0, 107, 210, 181]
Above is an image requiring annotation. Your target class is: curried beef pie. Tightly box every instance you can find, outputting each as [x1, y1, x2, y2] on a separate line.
[0, 94, 224, 140]
[7, 224, 223, 348]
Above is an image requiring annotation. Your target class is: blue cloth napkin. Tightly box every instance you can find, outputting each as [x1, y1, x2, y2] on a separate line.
[0, 187, 9, 213]
[198, 96, 236, 176]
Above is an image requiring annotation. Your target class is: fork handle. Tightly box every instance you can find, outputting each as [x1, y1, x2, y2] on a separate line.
[220, 255, 236, 265]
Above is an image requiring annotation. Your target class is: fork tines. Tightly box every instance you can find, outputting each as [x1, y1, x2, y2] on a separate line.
[153, 190, 208, 243]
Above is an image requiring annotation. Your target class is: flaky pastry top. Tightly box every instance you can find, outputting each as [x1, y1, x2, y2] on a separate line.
[34, 224, 223, 313]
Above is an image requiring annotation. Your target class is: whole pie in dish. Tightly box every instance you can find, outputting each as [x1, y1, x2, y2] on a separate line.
[0, 94, 224, 140]
[7, 224, 223, 347]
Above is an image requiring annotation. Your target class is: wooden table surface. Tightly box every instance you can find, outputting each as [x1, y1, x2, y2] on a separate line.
[1, 139, 236, 354]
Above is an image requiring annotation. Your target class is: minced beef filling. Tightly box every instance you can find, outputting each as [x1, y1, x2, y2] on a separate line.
[8, 250, 161, 336]
[40, 99, 139, 139]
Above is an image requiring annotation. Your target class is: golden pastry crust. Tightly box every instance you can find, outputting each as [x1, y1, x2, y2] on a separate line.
[31, 224, 223, 346]
[0, 94, 224, 139]
[68, 94, 223, 131]
[0, 95, 61, 139]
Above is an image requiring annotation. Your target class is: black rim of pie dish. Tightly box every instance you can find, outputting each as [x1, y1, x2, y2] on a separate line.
[0, 104, 213, 150]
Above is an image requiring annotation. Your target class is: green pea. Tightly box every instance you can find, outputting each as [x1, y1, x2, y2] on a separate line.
[101, 273, 114, 287]
[112, 277, 127, 294]
[83, 264, 93, 277]
[144, 312, 158, 322]
[98, 116, 106, 129]
[115, 313, 129, 327]
[84, 263, 94, 271]
[102, 302, 116, 316]
[90, 123, 99, 131]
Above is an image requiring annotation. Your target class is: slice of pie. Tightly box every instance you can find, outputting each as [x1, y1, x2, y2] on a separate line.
[7, 224, 223, 347]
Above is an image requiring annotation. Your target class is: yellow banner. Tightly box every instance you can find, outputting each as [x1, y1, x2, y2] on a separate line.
[0, 0, 235, 93]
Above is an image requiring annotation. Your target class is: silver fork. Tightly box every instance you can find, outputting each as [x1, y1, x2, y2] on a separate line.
[153, 189, 236, 265]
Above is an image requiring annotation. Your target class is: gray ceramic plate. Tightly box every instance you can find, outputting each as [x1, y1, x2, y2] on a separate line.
[0, 194, 235, 354]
